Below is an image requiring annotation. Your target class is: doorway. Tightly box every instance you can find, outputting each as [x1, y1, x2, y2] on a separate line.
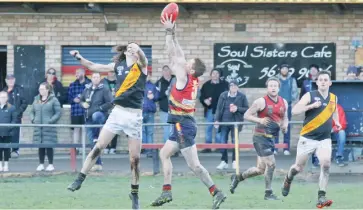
[0, 46, 7, 90]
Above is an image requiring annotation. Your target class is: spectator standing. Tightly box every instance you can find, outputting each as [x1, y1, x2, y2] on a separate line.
[199, 69, 228, 153]
[80, 73, 113, 171]
[67, 68, 91, 153]
[41, 68, 66, 107]
[30, 83, 61, 172]
[3, 74, 27, 158]
[214, 79, 249, 170]
[0, 91, 17, 172]
[345, 65, 359, 80]
[102, 71, 118, 155]
[155, 65, 175, 143]
[332, 104, 348, 167]
[276, 64, 298, 155]
[300, 64, 319, 99]
[142, 75, 159, 157]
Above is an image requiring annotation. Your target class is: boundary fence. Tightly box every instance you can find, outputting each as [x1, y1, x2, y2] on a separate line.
[0, 121, 305, 173]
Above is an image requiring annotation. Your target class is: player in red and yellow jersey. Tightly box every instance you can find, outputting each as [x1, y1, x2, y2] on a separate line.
[230, 77, 288, 200]
[151, 15, 226, 209]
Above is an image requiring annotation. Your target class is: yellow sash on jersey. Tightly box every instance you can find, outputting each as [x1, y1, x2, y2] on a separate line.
[300, 93, 336, 136]
[115, 63, 141, 97]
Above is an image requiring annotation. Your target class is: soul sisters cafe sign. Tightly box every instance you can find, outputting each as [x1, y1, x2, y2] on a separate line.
[213, 43, 336, 88]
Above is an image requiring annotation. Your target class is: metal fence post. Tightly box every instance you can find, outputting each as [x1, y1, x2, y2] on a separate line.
[234, 123, 240, 175]
[81, 125, 86, 164]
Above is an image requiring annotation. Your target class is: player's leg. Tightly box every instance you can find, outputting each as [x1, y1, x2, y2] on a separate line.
[181, 144, 226, 209]
[230, 135, 271, 194]
[128, 135, 142, 210]
[116, 109, 144, 210]
[262, 155, 278, 200]
[282, 136, 316, 197]
[230, 156, 266, 193]
[151, 139, 179, 206]
[67, 108, 122, 192]
[315, 139, 333, 208]
[67, 128, 115, 191]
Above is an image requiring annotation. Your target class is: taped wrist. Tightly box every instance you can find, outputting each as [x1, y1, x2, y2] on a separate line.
[74, 52, 81, 61]
[165, 27, 175, 35]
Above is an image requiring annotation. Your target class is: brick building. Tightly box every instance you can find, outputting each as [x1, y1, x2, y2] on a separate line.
[0, 3, 358, 153]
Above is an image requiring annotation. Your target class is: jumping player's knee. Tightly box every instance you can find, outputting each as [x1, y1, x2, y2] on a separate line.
[255, 167, 265, 175]
[129, 152, 140, 163]
[320, 160, 331, 171]
[266, 162, 276, 170]
[159, 147, 170, 160]
[293, 164, 304, 173]
[190, 164, 203, 174]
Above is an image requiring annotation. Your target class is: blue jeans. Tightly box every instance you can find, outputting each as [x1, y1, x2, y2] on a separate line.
[205, 109, 221, 144]
[220, 125, 235, 163]
[86, 111, 106, 165]
[275, 104, 292, 151]
[142, 112, 155, 153]
[333, 130, 346, 158]
[160, 111, 171, 143]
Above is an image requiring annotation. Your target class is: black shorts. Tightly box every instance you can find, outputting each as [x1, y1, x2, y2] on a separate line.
[71, 116, 85, 125]
[253, 135, 275, 157]
[169, 123, 197, 149]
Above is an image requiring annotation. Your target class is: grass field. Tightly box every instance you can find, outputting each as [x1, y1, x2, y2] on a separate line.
[0, 173, 362, 209]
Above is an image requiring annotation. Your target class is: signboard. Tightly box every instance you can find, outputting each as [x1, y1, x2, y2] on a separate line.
[2, 0, 360, 3]
[214, 43, 336, 88]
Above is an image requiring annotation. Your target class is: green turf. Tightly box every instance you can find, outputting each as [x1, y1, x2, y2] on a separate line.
[0, 174, 361, 209]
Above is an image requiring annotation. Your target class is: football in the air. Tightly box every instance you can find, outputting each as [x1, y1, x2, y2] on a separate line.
[160, 3, 179, 23]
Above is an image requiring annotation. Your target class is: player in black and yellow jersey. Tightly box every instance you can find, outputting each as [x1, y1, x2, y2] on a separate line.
[67, 43, 148, 210]
[281, 71, 341, 208]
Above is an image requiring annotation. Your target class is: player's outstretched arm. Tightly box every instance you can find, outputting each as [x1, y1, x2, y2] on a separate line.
[244, 98, 264, 124]
[162, 15, 187, 81]
[291, 92, 314, 115]
[70, 50, 114, 73]
[171, 31, 185, 59]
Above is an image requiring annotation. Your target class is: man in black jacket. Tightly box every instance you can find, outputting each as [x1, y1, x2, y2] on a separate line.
[214, 79, 249, 170]
[199, 69, 228, 153]
[80, 72, 113, 171]
[3, 74, 28, 158]
[155, 65, 175, 143]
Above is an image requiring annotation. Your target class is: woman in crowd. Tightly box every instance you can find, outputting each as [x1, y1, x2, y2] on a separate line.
[30, 82, 61, 172]
[41, 68, 66, 107]
[0, 91, 17, 172]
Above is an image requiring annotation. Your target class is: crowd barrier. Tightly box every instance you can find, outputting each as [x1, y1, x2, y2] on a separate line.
[0, 121, 303, 174]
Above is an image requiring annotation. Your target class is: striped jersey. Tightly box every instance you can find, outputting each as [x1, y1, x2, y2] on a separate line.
[113, 60, 146, 109]
[300, 90, 337, 141]
[168, 74, 199, 124]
